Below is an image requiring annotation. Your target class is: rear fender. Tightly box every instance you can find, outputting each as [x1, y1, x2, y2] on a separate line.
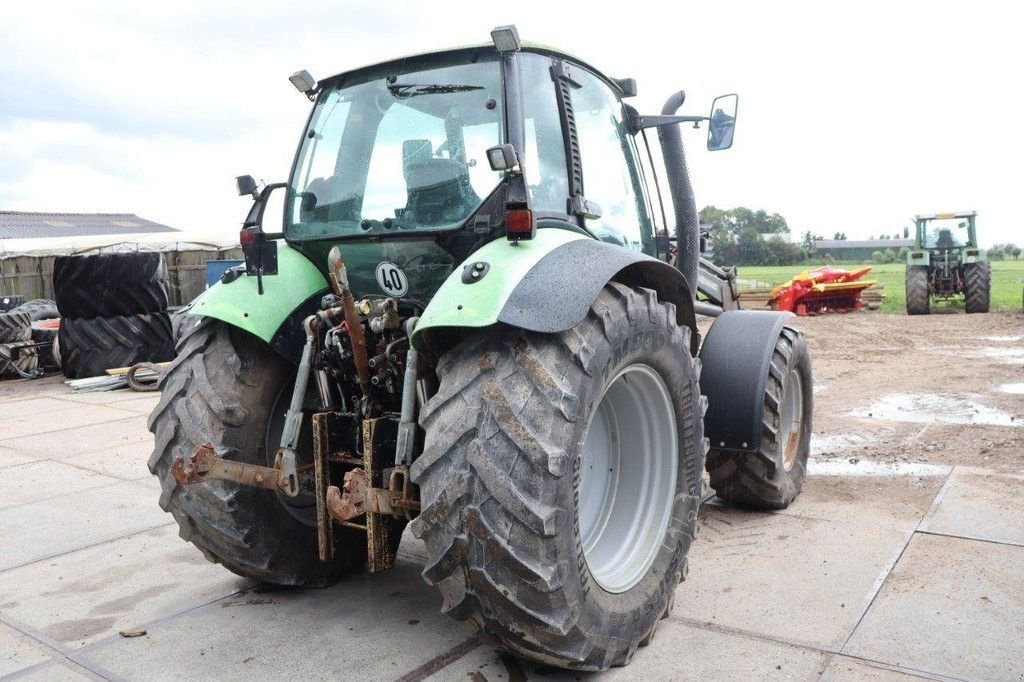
[907, 250, 930, 267]
[188, 243, 328, 362]
[698, 310, 794, 453]
[412, 229, 697, 356]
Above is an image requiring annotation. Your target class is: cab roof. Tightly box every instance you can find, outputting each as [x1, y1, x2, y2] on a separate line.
[319, 41, 630, 97]
[915, 211, 977, 221]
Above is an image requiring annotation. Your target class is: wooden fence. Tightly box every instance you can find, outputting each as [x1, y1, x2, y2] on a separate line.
[0, 246, 244, 307]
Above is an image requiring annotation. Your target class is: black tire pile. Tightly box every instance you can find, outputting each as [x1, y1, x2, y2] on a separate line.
[0, 299, 59, 378]
[55, 253, 175, 379]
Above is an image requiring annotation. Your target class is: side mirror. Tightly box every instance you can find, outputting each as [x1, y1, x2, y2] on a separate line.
[707, 94, 738, 151]
[236, 174, 259, 198]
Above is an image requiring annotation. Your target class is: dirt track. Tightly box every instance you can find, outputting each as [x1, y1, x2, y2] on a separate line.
[788, 310, 1024, 473]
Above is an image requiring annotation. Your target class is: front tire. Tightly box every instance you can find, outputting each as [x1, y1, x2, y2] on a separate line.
[148, 318, 365, 585]
[411, 284, 705, 670]
[705, 327, 813, 509]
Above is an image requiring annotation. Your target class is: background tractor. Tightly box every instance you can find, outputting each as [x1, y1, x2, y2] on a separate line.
[905, 211, 990, 314]
[149, 25, 813, 671]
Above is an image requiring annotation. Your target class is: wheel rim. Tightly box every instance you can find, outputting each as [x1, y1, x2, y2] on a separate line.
[265, 379, 317, 526]
[780, 368, 804, 471]
[578, 364, 678, 594]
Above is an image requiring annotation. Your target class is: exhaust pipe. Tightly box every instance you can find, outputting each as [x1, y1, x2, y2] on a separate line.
[657, 90, 700, 302]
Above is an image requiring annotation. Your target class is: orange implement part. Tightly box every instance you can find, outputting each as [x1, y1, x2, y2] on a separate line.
[769, 266, 875, 315]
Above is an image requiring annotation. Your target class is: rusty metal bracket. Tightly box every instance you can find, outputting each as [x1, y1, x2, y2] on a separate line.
[171, 443, 294, 493]
[325, 465, 420, 524]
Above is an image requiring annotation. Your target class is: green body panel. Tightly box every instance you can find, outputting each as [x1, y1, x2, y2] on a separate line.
[411, 228, 587, 348]
[189, 243, 328, 343]
[906, 250, 930, 266]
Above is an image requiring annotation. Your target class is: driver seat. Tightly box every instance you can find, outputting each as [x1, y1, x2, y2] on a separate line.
[402, 140, 480, 225]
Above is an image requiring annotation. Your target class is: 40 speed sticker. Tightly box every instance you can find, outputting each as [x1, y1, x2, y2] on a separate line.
[375, 262, 409, 297]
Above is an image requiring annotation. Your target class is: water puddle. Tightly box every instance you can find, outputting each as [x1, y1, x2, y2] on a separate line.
[997, 383, 1024, 395]
[811, 433, 872, 455]
[851, 392, 1021, 427]
[808, 457, 950, 477]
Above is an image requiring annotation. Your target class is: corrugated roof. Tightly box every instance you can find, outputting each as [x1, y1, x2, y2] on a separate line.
[814, 239, 914, 249]
[0, 212, 178, 240]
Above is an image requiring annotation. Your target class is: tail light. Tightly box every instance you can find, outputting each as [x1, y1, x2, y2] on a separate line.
[240, 228, 258, 245]
[911, 252, 924, 259]
[966, 249, 979, 256]
[505, 208, 535, 241]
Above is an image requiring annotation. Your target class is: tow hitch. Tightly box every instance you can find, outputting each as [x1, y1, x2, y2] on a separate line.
[171, 442, 301, 494]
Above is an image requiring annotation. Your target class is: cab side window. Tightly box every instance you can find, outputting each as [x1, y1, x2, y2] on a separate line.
[572, 70, 652, 252]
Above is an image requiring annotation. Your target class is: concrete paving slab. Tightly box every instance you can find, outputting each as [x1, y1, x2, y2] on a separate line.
[922, 467, 1024, 546]
[0, 460, 120, 510]
[821, 656, 938, 680]
[771, 471, 946, 532]
[1, 416, 153, 458]
[0, 622, 52, 676]
[0, 481, 170, 571]
[677, 507, 909, 650]
[0, 403, 144, 443]
[426, 620, 829, 681]
[0, 397, 82, 420]
[12, 659, 98, 681]
[0, 525, 249, 648]
[0, 446, 41, 469]
[56, 441, 153, 481]
[844, 533, 1024, 680]
[86, 558, 475, 680]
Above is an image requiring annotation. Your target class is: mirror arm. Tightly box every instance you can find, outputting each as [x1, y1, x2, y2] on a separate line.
[630, 113, 708, 133]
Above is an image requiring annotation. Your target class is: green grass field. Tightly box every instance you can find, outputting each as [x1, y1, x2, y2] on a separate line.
[736, 260, 1024, 313]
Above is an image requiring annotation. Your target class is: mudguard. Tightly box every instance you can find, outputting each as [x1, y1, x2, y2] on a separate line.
[412, 228, 697, 355]
[189, 243, 328, 361]
[698, 310, 794, 453]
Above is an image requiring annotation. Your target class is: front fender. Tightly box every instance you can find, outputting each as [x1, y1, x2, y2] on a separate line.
[413, 228, 697, 355]
[189, 243, 328, 360]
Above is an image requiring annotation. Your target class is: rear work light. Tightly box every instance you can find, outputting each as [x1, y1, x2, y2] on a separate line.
[505, 208, 535, 241]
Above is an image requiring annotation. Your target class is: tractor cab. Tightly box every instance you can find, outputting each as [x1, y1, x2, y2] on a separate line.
[236, 30, 739, 314]
[915, 211, 978, 252]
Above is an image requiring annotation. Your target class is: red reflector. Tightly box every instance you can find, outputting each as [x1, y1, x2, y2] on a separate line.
[240, 229, 257, 245]
[505, 209, 534, 237]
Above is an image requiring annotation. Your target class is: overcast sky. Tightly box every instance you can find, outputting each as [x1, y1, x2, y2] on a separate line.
[1, 1, 1020, 246]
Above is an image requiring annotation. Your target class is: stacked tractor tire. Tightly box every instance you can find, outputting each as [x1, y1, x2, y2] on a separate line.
[55, 253, 176, 378]
[0, 298, 59, 378]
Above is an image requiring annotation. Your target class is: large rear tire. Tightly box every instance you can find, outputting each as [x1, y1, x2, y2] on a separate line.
[411, 284, 705, 670]
[905, 265, 930, 315]
[148, 318, 366, 585]
[964, 262, 990, 314]
[59, 313, 175, 379]
[54, 253, 169, 318]
[705, 327, 813, 509]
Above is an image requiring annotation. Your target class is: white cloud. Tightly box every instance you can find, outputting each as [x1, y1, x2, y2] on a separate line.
[0, 0, 1021, 245]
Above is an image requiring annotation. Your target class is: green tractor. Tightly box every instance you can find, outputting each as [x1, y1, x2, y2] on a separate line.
[905, 211, 990, 314]
[149, 26, 813, 670]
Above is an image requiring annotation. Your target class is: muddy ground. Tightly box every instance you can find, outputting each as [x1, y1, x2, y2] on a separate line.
[789, 310, 1024, 473]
